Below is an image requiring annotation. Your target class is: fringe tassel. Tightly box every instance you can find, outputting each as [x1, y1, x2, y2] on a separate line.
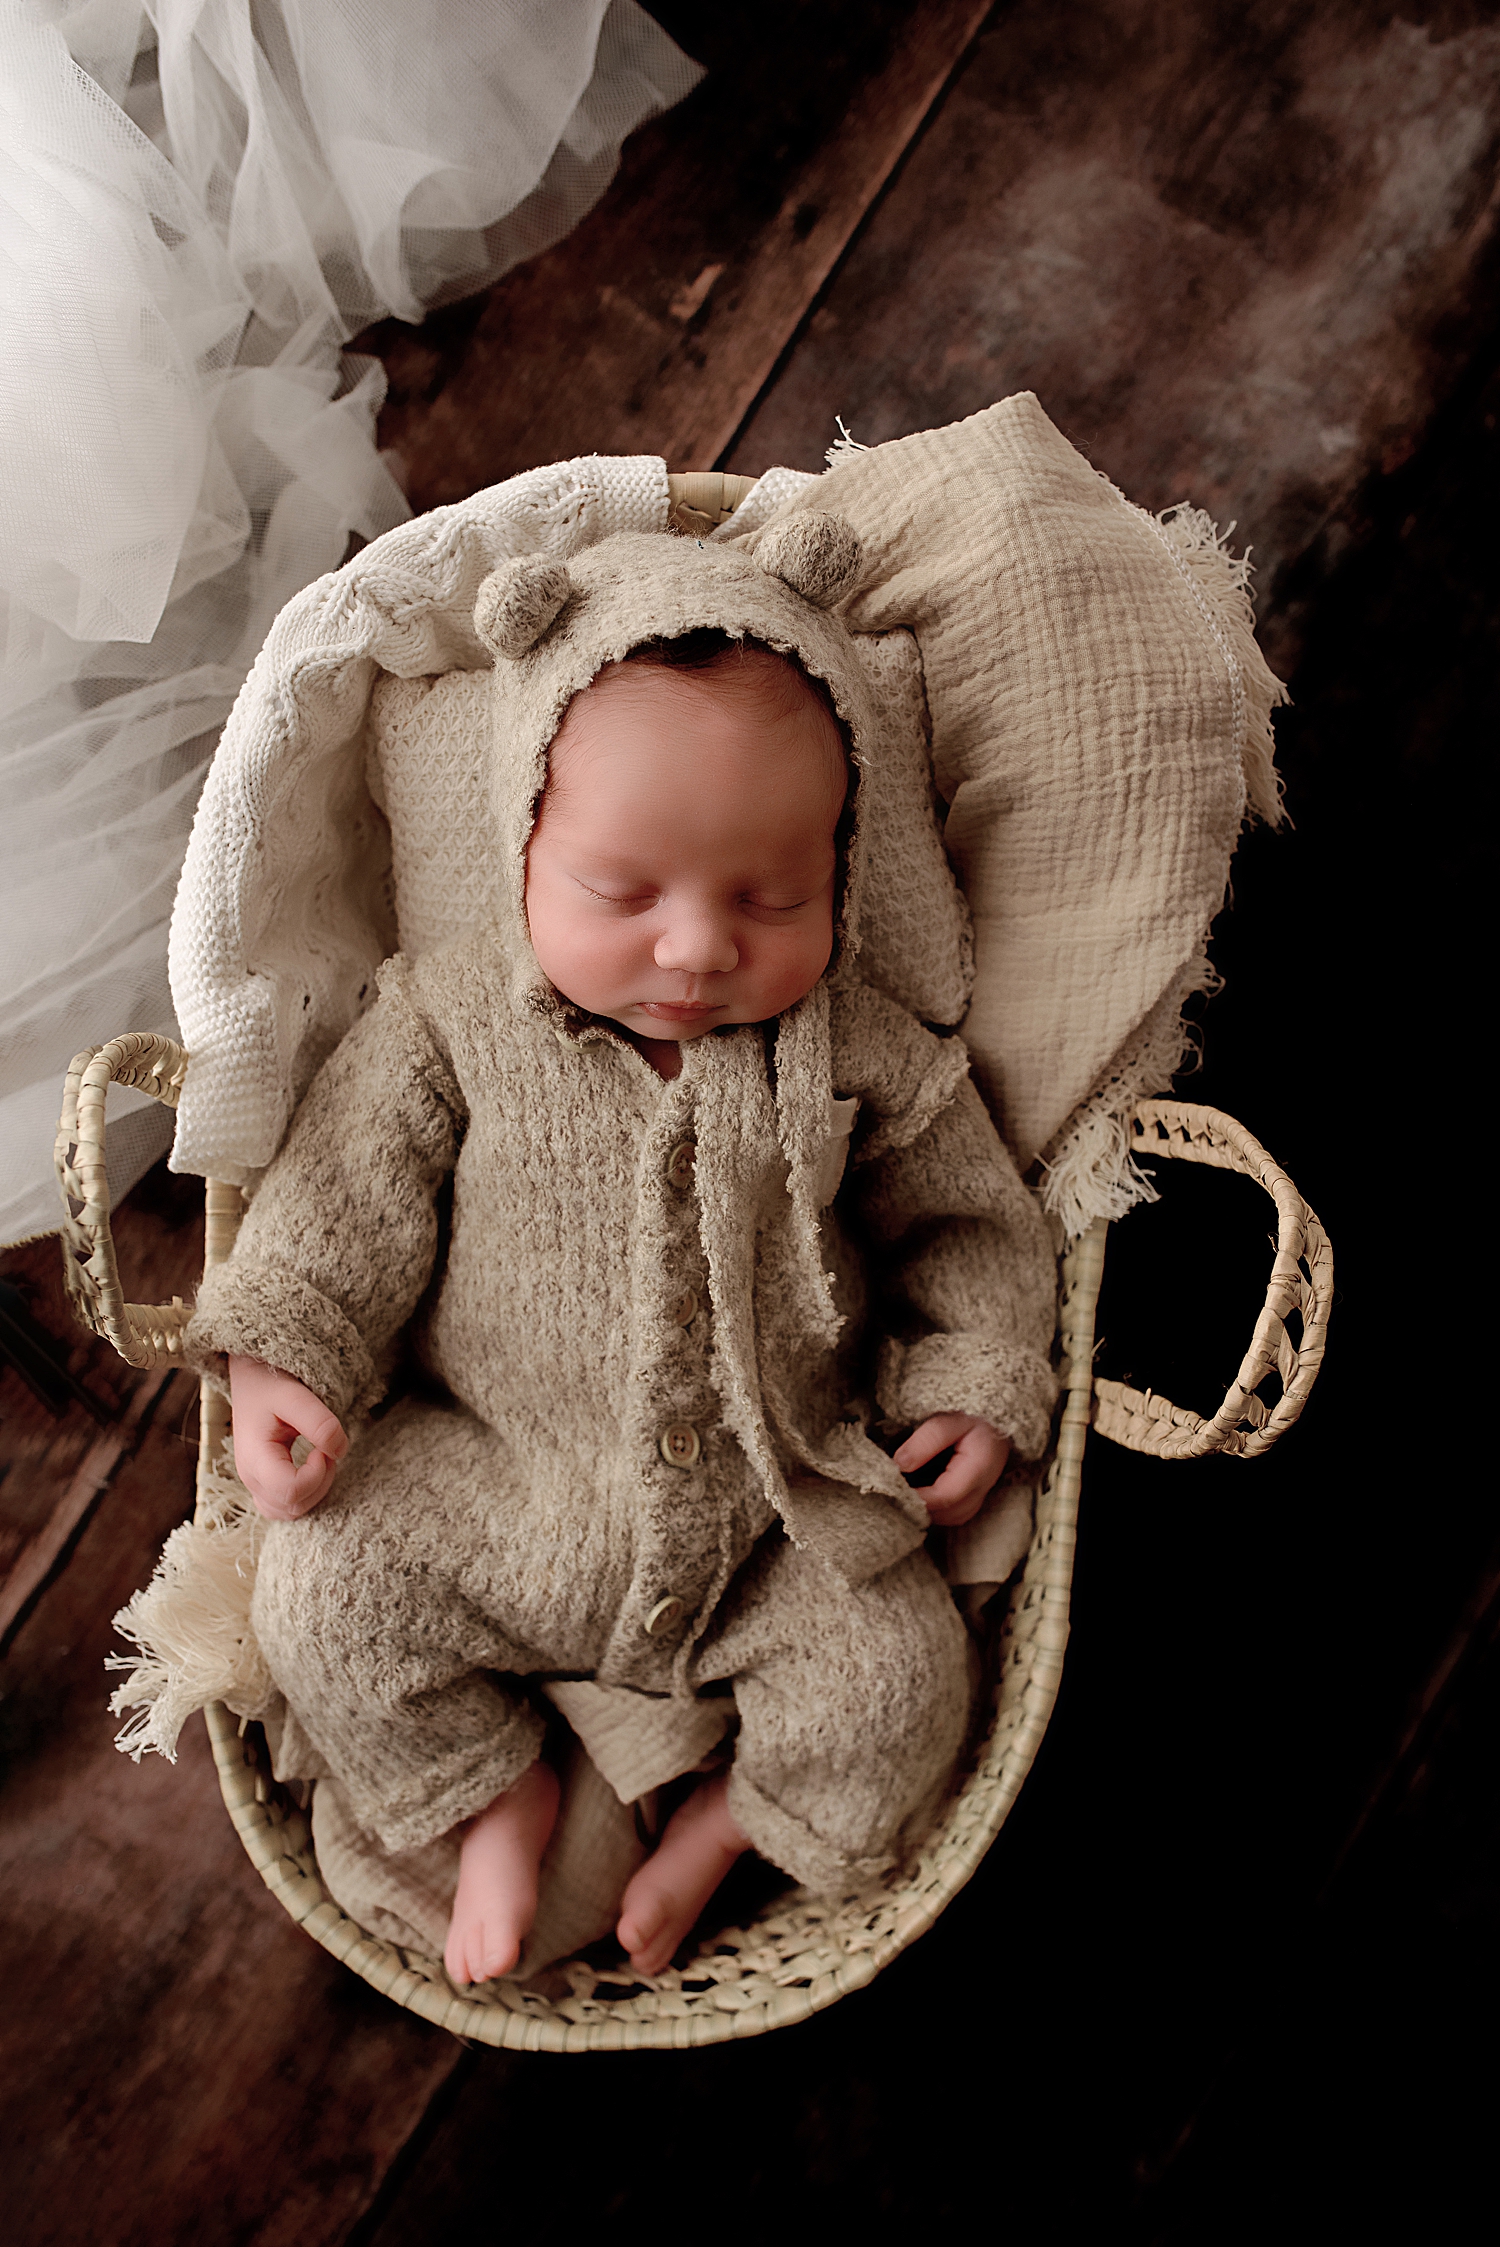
[1132, 497, 1289, 828]
[1039, 955, 1219, 1238]
[824, 416, 870, 467]
[1035, 488, 1288, 1236]
[107, 1463, 275, 1761]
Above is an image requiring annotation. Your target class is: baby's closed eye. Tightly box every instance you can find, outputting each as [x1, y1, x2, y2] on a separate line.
[575, 879, 658, 909]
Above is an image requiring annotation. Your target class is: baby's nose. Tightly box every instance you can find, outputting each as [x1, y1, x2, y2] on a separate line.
[654, 908, 738, 976]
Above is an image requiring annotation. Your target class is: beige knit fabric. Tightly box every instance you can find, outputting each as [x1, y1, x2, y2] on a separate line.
[185, 527, 1057, 1897]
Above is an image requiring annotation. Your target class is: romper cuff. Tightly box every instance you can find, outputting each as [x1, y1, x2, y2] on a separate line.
[875, 1332, 1059, 1462]
[185, 1257, 380, 1421]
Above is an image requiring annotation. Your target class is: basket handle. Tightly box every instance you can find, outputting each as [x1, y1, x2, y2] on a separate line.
[54, 1032, 204, 1369]
[1090, 1099, 1333, 1459]
[666, 471, 759, 531]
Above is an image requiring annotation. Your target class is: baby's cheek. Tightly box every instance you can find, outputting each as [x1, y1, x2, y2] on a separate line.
[563, 917, 650, 1004]
[755, 920, 833, 1012]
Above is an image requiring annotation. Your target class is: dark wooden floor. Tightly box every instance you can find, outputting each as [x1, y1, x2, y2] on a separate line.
[3, 3, 1496, 2237]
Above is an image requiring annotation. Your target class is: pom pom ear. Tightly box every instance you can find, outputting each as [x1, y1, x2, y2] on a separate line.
[474, 558, 573, 659]
[756, 513, 861, 608]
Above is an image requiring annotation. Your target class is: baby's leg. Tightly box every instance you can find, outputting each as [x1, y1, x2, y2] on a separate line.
[446, 1757, 562, 1985]
[616, 1771, 750, 1975]
[251, 1403, 549, 1858]
[696, 1537, 973, 1892]
[616, 1540, 971, 1975]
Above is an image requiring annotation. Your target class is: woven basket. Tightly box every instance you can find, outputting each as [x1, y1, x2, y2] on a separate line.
[56, 1027, 1330, 2050]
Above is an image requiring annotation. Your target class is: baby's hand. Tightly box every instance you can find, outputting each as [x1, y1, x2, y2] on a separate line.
[894, 1414, 1012, 1528]
[228, 1355, 348, 1521]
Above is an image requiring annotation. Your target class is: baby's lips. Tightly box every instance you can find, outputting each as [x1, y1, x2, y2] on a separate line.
[639, 999, 720, 1020]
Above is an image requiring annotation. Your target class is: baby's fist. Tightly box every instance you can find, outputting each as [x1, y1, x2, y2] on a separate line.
[228, 1355, 348, 1520]
[894, 1414, 1012, 1527]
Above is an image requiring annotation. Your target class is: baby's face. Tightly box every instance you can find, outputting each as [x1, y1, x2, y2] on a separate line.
[525, 651, 845, 1047]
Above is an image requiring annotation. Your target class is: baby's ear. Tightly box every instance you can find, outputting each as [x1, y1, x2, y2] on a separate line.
[474, 557, 574, 659]
[756, 512, 861, 608]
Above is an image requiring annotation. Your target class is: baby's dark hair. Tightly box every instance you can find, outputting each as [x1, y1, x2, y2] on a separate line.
[621, 627, 841, 725]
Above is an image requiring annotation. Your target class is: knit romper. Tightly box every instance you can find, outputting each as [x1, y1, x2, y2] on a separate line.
[188, 925, 1058, 1892]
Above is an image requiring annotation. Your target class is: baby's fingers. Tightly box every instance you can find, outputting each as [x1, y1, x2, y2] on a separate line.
[285, 1447, 340, 1516]
[893, 1413, 972, 1473]
[921, 1423, 1012, 1526]
[275, 1389, 348, 1464]
[234, 1421, 342, 1520]
[232, 1424, 306, 1519]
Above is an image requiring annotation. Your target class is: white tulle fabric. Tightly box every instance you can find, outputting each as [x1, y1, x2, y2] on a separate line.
[0, 0, 701, 1243]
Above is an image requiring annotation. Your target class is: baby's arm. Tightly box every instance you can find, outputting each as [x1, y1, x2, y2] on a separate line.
[834, 991, 1058, 1509]
[228, 1354, 348, 1521]
[185, 960, 465, 1442]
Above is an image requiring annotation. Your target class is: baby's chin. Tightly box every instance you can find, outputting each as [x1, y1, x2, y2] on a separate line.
[568, 987, 825, 1040]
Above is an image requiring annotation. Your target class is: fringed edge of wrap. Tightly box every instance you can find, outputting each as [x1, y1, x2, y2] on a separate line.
[1126, 493, 1289, 830]
[1037, 953, 1220, 1239]
[1036, 496, 1288, 1236]
[106, 1462, 275, 1760]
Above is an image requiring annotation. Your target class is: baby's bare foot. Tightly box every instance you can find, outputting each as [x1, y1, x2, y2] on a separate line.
[445, 1758, 560, 1986]
[616, 1771, 750, 1976]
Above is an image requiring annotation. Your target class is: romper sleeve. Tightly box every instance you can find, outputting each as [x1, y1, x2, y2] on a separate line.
[831, 985, 1059, 1461]
[184, 957, 466, 1419]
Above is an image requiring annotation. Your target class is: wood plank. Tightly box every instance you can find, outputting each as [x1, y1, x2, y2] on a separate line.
[1, 1159, 203, 1610]
[361, 0, 994, 509]
[0, 1374, 461, 2247]
[0, 1363, 178, 1645]
[724, 0, 1500, 664]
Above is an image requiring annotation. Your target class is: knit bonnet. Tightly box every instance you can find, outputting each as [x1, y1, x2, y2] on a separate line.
[469, 518, 876, 998]
[470, 518, 883, 1364]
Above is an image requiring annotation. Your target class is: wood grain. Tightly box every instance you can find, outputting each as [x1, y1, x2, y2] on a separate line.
[0, 1364, 180, 1645]
[725, 0, 1500, 666]
[1, 1161, 202, 1623]
[361, 0, 995, 508]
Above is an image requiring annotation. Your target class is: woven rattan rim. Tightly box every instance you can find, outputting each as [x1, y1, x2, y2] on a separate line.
[665, 470, 758, 533]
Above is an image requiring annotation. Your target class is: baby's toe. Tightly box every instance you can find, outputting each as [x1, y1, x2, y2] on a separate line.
[616, 1898, 659, 1954]
[619, 1901, 674, 1971]
[479, 1928, 521, 1982]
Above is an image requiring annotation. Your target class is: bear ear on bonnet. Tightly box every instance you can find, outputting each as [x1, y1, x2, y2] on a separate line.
[474, 557, 574, 659]
[756, 512, 861, 608]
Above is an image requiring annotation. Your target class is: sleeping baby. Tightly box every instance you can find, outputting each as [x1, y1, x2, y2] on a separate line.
[188, 515, 1058, 1987]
